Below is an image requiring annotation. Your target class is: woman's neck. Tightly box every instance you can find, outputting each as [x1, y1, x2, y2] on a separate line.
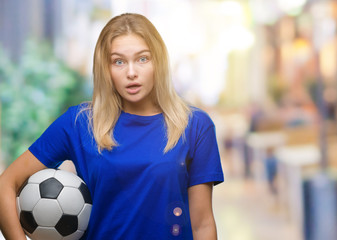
[122, 104, 162, 116]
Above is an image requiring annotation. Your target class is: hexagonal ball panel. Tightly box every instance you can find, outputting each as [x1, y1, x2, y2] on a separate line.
[33, 199, 63, 227]
[57, 188, 84, 215]
[54, 170, 82, 188]
[40, 178, 63, 199]
[78, 204, 92, 231]
[18, 183, 40, 211]
[55, 215, 78, 236]
[29, 226, 63, 240]
[28, 169, 56, 184]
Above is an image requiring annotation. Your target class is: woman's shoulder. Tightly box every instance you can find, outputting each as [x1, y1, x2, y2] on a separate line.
[62, 102, 91, 123]
[72, 102, 91, 111]
[185, 106, 216, 147]
[189, 106, 214, 126]
[70, 102, 91, 113]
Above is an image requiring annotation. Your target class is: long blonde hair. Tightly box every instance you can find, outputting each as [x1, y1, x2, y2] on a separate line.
[83, 13, 191, 153]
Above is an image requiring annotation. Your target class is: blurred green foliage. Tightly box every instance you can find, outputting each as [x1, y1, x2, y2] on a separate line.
[0, 40, 91, 166]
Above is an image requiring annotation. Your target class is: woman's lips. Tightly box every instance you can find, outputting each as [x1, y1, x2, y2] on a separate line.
[126, 83, 141, 94]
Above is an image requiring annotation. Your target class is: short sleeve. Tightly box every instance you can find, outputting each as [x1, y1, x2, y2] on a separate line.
[28, 107, 75, 168]
[187, 114, 224, 187]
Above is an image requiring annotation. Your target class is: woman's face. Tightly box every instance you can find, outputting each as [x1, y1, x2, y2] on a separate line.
[109, 34, 156, 114]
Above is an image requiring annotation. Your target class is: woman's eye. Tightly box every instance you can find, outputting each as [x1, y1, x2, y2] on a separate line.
[139, 56, 149, 63]
[113, 59, 124, 65]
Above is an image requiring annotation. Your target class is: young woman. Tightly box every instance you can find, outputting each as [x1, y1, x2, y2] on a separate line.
[0, 13, 224, 239]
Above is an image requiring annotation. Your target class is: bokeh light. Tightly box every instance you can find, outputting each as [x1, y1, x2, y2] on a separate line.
[173, 207, 182, 217]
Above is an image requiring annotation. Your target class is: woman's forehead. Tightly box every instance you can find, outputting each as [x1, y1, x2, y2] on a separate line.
[110, 34, 150, 55]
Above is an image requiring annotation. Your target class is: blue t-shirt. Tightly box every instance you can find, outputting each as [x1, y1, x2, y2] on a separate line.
[29, 104, 224, 239]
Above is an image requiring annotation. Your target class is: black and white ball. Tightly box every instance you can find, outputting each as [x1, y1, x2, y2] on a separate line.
[16, 169, 92, 240]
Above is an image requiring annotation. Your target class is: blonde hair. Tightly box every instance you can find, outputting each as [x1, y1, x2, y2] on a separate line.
[82, 13, 191, 153]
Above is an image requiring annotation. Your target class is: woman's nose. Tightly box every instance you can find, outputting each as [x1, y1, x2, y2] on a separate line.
[127, 63, 138, 80]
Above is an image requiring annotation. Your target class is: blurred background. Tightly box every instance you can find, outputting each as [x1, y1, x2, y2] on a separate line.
[1, 0, 337, 239]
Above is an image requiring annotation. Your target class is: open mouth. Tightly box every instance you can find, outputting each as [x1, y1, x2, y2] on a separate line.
[126, 83, 141, 94]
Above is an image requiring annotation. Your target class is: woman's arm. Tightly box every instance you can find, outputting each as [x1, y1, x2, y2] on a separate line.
[0, 150, 46, 240]
[188, 182, 217, 240]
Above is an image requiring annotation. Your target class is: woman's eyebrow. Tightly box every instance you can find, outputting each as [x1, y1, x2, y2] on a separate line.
[110, 49, 151, 57]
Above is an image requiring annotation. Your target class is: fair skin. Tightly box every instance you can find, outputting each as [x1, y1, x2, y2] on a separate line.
[0, 33, 217, 240]
[109, 33, 160, 116]
[189, 183, 218, 240]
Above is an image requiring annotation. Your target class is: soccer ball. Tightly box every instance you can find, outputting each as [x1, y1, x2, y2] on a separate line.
[16, 169, 92, 240]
